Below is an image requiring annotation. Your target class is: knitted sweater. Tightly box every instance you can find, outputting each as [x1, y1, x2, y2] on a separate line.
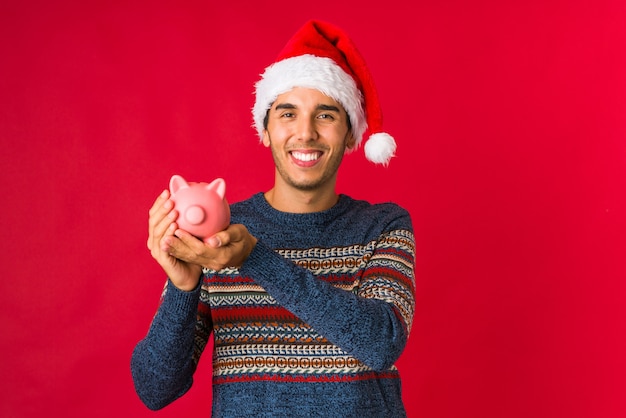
[131, 193, 415, 417]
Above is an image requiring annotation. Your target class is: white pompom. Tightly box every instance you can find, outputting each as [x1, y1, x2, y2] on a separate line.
[364, 132, 396, 165]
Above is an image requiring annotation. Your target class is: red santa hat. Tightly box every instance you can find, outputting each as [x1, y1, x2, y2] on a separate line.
[252, 20, 396, 165]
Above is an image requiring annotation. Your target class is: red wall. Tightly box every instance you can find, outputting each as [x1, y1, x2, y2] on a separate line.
[1, 1, 625, 417]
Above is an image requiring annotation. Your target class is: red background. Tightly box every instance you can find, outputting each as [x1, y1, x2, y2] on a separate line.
[1, 1, 625, 417]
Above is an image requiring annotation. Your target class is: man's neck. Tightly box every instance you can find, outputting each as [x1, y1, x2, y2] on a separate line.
[264, 186, 339, 214]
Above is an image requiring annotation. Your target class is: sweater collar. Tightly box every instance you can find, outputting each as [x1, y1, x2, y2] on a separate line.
[252, 192, 353, 225]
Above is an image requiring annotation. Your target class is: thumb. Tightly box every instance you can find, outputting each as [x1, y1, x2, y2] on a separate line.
[206, 235, 222, 248]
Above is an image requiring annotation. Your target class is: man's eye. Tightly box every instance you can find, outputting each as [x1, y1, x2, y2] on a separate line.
[280, 112, 295, 118]
[318, 114, 335, 120]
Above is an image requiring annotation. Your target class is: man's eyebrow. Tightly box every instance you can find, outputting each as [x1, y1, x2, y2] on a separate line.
[273, 103, 341, 112]
[274, 103, 296, 110]
[317, 104, 341, 112]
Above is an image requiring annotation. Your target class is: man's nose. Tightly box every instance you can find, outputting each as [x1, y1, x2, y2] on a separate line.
[295, 116, 318, 141]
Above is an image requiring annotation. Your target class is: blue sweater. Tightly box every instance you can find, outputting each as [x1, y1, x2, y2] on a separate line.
[131, 193, 415, 417]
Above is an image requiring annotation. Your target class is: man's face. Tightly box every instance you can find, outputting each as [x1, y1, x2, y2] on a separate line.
[263, 87, 355, 192]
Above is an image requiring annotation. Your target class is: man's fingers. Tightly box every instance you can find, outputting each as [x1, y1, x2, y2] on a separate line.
[148, 189, 170, 217]
[174, 228, 201, 248]
[168, 228, 205, 260]
[148, 196, 178, 260]
[207, 231, 227, 248]
[148, 197, 177, 241]
[148, 194, 175, 236]
[162, 224, 253, 270]
[209, 224, 246, 248]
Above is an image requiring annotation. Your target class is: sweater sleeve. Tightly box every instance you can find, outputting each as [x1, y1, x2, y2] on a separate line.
[130, 279, 203, 410]
[238, 227, 415, 371]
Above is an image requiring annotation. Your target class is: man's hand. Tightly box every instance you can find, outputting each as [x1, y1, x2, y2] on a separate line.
[167, 224, 258, 272]
[147, 189, 203, 291]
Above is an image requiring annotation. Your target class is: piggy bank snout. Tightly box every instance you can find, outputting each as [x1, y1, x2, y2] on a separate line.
[184, 205, 206, 225]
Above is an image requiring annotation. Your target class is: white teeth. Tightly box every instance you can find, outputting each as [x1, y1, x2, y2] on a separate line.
[292, 151, 320, 162]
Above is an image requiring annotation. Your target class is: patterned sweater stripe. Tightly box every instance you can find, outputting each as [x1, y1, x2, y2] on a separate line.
[214, 370, 401, 385]
[211, 305, 298, 323]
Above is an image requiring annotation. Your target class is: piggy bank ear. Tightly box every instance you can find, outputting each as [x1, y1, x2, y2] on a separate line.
[170, 175, 190, 194]
[206, 178, 226, 199]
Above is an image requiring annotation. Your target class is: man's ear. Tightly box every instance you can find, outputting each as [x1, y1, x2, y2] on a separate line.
[262, 130, 271, 147]
[345, 131, 356, 150]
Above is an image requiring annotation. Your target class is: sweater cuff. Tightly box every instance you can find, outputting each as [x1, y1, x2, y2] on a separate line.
[240, 240, 281, 280]
[239, 241, 303, 308]
[159, 278, 202, 323]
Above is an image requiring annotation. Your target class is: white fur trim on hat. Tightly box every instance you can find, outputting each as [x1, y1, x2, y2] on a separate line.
[253, 54, 367, 146]
[364, 132, 396, 165]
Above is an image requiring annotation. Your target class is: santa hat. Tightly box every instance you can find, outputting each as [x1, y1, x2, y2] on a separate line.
[252, 20, 396, 165]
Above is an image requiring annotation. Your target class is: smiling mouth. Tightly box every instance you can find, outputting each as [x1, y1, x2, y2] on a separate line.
[291, 151, 322, 162]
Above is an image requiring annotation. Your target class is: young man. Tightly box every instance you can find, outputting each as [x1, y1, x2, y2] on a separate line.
[132, 20, 416, 417]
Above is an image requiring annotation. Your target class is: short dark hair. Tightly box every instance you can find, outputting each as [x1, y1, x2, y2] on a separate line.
[263, 107, 270, 130]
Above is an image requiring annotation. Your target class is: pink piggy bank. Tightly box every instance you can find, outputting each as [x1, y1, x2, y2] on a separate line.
[169, 174, 231, 242]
